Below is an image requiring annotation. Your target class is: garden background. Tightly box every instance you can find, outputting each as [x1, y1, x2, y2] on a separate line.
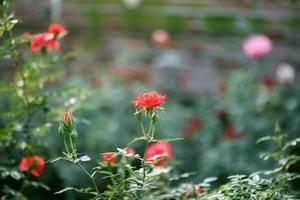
[1, 0, 300, 199]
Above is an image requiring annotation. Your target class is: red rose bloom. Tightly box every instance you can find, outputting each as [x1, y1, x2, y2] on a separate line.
[48, 23, 66, 36]
[30, 32, 60, 52]
[63, 111, 73, 126]
[102, 153, 117, 165]
[132, 91, 167, 109]
[146, 141, 173, 167]
[18, 156, 45, 177]
[124, 147, 136, 156]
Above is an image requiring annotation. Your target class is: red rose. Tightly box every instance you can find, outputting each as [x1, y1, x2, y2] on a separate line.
[30, 32, 60, 52]
[63, 111, 73, 126]
[48, 23, 66, 36]
[124, 147, 136, 156]
[18, 156, 45, 177]
[146, 141, 173, 167]
[132, 91, 167, 110]
[102, 153, 117, 165]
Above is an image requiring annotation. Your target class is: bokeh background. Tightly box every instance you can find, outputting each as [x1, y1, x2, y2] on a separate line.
[3, 0, 300, 199]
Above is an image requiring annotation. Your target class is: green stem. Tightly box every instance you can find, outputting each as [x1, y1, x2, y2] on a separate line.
[139, 122, 146, 136]
[76, 162, 101, 197]
[140, 140, 150, 194]
[69, 133, 76, 158]
[63, 138, 70, 155]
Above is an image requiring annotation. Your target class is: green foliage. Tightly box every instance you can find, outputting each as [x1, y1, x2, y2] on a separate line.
[0, 1, 84, 199]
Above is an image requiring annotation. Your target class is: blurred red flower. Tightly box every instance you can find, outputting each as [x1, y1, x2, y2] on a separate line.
[223, 123, 245, 140]
[108, 66, 149, 84]
[30, 32, 60, 52]
[218, 82, 226, 94]
[48, 23, 66, 36]
[21, 32, 31, 39]
[197, 186, 204, 194]
[182, 117, 203, 139]
[217, 110, 228, 121]
[132, 91, 167, 109]
[18, 156, 45, 177]
[102, 153, 117, 165]
[262, 75, 275, 89]
[146, 141, 173, 167]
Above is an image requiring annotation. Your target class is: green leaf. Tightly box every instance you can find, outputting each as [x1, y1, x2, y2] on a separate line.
[283, 138, 300, 150]
[55, 187, 95, 195]
[256, 136, 273, 144]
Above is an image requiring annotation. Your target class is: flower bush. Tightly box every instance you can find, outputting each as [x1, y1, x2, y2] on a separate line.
[0, 1, 85, 199]
[52, 94, 300, 199]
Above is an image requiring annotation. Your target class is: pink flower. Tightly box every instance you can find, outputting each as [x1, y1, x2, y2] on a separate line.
[30, 32, 60, 52]
[243, 35, 272, 60]
[132, 91, 167, 110]
[146, 141, 173, 167]
[18, 156, 45, 177]
[48, 23, 66, 36]
[151, 30, 170, 46]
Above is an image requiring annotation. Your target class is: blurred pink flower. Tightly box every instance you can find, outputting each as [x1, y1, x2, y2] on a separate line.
[151, 30, 170, 46]
[276, 63, 295, 84]
[243, 35, 272, 60]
